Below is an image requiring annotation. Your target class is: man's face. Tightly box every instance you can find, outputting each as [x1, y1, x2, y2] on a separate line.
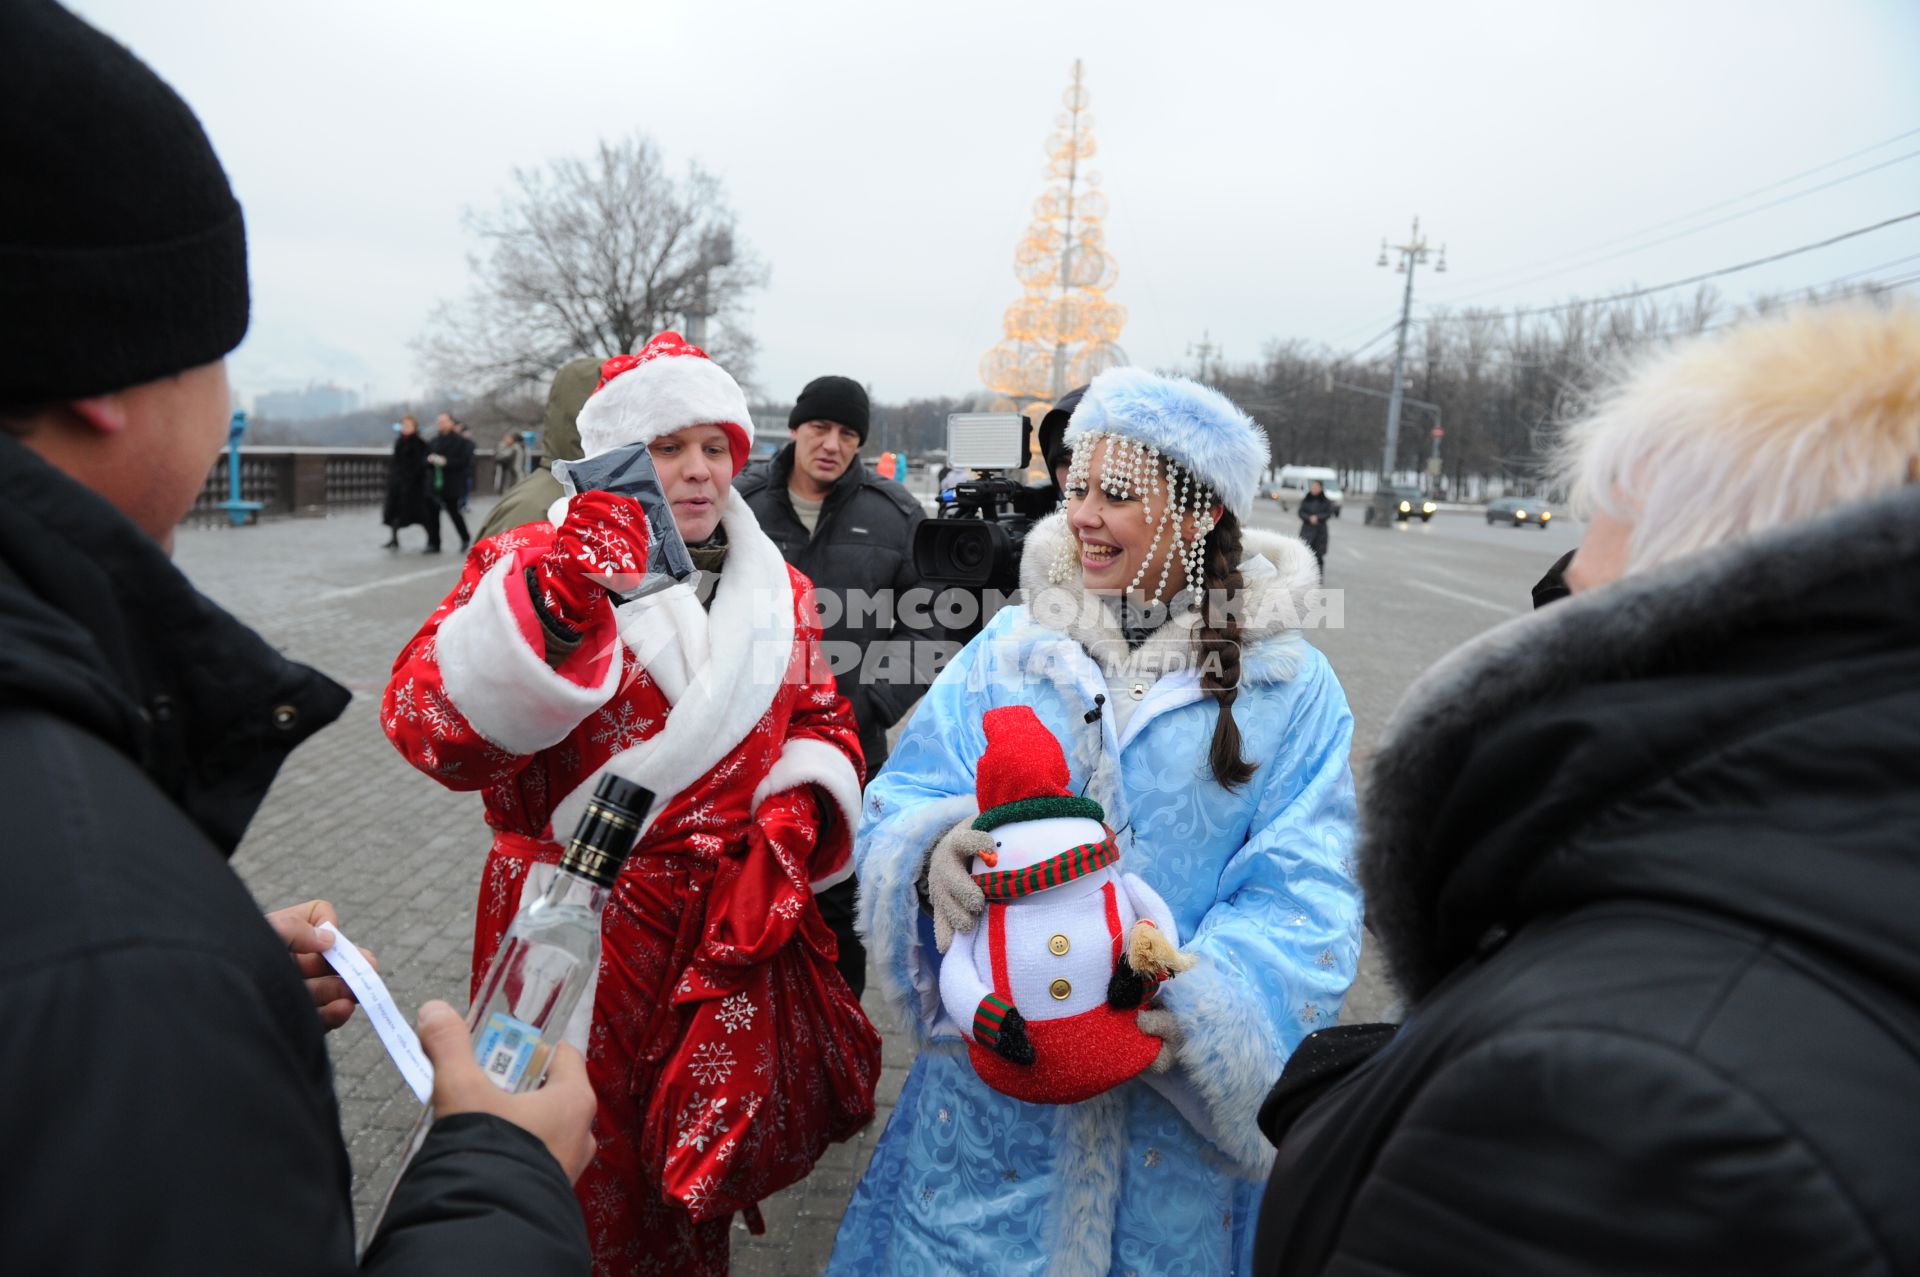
[648, 424, 734, 543]
[436, 413, 455, 435]
[791, 419, 860, 488]
[78, 360, 230, 555]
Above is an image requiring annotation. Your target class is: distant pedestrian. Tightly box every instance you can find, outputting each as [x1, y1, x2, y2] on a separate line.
[492, 430, 523, 493]
[1256, 302, 1920, 1276]
[381, 414, 434, 549]
[1297, 478, 1332, 575]
[425, 411, 473, 554]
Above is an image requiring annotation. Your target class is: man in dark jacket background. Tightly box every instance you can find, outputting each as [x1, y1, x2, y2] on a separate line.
[425, 410, 475, 553]
[0, 4, 593, 1271]
[736, 374, 950, 995]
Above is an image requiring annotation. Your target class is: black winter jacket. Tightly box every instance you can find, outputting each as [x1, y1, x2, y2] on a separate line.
[0, 438, 589, 1274]
[429, 430, 474, 482]
[384, 431, 435, 529]
[1256, 485, 1920, 1276]
[736, 446, 948, 774]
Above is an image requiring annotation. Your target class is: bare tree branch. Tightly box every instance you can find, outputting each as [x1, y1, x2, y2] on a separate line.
[415, 133, 769, 397]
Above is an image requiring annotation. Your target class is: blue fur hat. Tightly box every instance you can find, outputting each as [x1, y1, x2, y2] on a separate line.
[1064, 367, 1269, 518]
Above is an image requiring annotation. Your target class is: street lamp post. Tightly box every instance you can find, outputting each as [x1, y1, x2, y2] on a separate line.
[1376, 218, 1445, 490]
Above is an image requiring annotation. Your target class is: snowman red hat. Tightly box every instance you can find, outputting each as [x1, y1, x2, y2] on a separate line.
[575, 331, 755, 475]
[941, 706, 1193, 1106]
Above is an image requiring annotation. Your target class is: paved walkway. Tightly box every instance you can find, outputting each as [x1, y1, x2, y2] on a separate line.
[174, 501, 1392, 1275]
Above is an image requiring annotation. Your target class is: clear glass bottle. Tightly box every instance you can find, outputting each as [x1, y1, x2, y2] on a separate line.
[467, 773, 652, 1091]
[364, 774, 651, 1249]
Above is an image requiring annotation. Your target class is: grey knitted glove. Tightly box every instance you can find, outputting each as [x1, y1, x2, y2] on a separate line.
[926, 819, 995, 953]
[1137, 1007, 1186, 1075]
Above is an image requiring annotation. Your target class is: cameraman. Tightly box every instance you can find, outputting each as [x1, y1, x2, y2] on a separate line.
[1035, 385, 1088, 502]
[736, 375, 949, 996]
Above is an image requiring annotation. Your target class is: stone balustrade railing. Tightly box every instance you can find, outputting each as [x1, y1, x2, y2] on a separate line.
[184, 446, 500, 527]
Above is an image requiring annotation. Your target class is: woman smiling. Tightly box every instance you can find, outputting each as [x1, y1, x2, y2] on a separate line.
[828, 368, 1363, 1277]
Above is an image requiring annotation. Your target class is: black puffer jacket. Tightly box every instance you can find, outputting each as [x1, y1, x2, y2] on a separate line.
[0, 438, 588, 1274]
[1256, 485, 1920, 1276]
[736, 445, 946, 775]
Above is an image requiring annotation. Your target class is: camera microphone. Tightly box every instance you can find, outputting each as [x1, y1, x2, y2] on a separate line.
[1084, 693, 1106, 725]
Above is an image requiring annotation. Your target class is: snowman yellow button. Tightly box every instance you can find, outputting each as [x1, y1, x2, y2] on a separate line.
[1050, 978, 1072, 1000]
[1048, 934, 1071, 956]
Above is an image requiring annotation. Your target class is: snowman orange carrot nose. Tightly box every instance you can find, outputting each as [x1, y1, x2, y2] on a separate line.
[979, 849, 1000, 867]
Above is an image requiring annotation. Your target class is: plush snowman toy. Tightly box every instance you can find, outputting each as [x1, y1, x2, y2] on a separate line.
[938, 705, 1193, 1106]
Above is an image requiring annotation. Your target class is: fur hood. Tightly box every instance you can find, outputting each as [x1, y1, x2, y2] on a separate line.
[1015, 510, 1323, 687]
[1362, 481, 1920, 1001]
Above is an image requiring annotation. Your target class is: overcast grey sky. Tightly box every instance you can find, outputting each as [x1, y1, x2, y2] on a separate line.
[71, 0, 1920, 410]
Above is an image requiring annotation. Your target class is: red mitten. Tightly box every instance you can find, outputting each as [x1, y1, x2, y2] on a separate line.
[531, 491, 651, 629]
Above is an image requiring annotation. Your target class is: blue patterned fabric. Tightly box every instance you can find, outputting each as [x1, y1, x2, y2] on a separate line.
[828, 601, 1363, 1277]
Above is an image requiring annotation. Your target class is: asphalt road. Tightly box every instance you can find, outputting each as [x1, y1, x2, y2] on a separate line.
[1240, 501, 1579, 1024]
[1244, 501, 1576, 764]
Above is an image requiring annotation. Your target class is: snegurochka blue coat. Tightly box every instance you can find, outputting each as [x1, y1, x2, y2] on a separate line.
[828, 513, 1364, 1277]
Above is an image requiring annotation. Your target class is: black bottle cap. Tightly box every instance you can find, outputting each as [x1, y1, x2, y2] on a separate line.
[559, 774, 656, 888]
[593, 774, 655, 825]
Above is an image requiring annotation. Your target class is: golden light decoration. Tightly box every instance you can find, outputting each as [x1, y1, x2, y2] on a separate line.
[978, 59, 1128, 409]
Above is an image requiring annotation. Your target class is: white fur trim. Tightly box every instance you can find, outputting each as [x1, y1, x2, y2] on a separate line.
[547, 490, 795, 837]
[751, 737, 863, 890]
[1045, 1093, 1128, 1277]
[1155, 953, 1284, 1175]
[435, 555, 622, 754]
[576, 353, 754, 461]
[857, 790, 978, 1039]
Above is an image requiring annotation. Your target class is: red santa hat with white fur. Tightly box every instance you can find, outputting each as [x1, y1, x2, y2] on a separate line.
[576, 331, 755, 475]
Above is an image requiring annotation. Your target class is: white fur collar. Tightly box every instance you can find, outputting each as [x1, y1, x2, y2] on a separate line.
[546, 489, 796, 837]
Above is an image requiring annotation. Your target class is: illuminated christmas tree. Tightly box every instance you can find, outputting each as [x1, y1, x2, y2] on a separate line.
[978, 60, 1128, 423]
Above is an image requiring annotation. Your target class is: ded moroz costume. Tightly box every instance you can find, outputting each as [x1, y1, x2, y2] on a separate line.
[384, 334, 881, 1276]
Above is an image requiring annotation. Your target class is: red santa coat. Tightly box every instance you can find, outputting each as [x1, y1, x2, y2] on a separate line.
[383, 491, 878, 1276]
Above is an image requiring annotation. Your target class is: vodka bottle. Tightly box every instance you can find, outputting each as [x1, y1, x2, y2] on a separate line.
[468, 773, 652, 1090]
[363, 774, 650, 1249]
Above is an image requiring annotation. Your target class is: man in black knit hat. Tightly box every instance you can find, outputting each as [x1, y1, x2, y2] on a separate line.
[737, 374, 949, 997]
[0, 4, 592, 1272]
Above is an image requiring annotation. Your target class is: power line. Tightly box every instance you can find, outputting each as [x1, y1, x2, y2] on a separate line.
[1438, 147, 1920, 307]
[1428, 123, 1920, 297]
[1461, 268, 1920, 366]
[1440, 210, 1920, 322]
[1339, 321, 1403, 362]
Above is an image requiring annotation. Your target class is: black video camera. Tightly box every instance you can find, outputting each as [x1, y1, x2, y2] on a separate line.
[912, 412, 1058, 596]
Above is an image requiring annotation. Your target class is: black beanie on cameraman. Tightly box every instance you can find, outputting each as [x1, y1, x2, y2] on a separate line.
[0, 0, 250, 404]
[789, 376, 870, 445]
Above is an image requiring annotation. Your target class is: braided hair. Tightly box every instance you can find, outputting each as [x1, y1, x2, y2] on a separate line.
[1196, 508, 1254, 790]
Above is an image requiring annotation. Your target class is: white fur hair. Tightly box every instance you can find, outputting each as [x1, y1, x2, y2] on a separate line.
[1066, 367, 1270, 518]
[1557, 301, 1920, 576]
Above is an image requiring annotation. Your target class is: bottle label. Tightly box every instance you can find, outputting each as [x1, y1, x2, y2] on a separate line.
[475, 1011, 541, 1091]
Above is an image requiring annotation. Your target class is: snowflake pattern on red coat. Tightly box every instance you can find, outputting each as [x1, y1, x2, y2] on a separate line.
[383, 519, 878, 1273]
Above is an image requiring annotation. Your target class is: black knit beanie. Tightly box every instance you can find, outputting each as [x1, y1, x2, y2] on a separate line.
[789, 375, 870, 445]
[0, 1, 250, 404]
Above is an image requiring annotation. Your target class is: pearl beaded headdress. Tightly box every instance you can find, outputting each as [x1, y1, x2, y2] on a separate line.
[1049, 432, 1218, 607]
